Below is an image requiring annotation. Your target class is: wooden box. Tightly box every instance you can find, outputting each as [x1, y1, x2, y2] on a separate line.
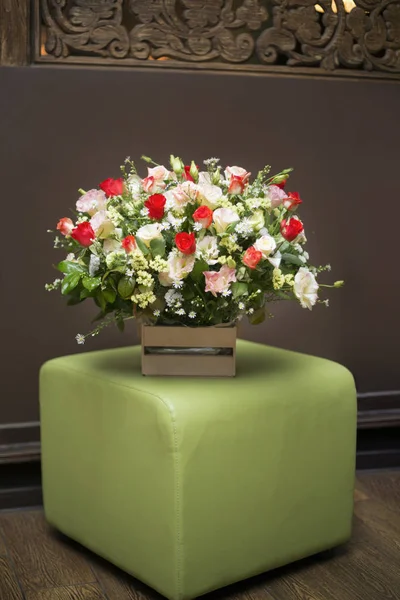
[141, 325, 237, 377]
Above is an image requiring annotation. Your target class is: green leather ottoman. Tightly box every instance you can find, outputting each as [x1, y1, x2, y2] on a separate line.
[40, 340, 357, 600]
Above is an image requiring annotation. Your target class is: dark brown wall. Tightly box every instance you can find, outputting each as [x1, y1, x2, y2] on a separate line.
[0, 65, 399, 424]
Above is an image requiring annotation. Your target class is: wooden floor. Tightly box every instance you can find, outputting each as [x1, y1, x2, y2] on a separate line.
[0, 472, 399, 600]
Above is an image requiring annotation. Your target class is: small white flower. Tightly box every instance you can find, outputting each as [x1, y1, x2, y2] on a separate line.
[323, 299, 329, 307]
[75, 334, 85, 345]
[176, 308, 186, 316]
[203, 157, 220, 166]
[189, 311, 196, 319]
[248, 308, 254, 315]
[66, 253, 75, 261]
[326, 264, 332, 271]
[303, 251, 309, 261]
[153, 309, 161, 317]
[193, 222, 202, 232]
[126, 268, 134, 277]
[235, 219, 253, 237]
[89, 254, 101, 277]
[222, 289, 232, 297]
[173, 280, 184, 289]
[238, 302, 245, 310]
[165, 289, 183, 306]
[140, 207, 149, 217]
[161, 220, 171, 230]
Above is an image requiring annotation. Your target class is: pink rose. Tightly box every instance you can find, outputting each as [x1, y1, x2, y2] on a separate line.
[204, 265, 236, 297]
[148, 165, 170, 182]
[76, 189, 107, 216]
[266, 185, 288, 208]
[56, 217, 74, 236]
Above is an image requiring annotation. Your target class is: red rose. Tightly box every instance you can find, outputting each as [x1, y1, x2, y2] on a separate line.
[183, 166, 194, 182]
[71, 222, 95, 247]
[56, 217, 74, 236]
[280, 217, 304, 242]
[121, 235, 136, 253]
[275, 181, 286, 190]
[145, 193, 166, 220]
[175, 232, 196, 255]
[243, 246, 262, 269]
[193, 205, 213, 229]
[99, 177, 124, 197]
[283, 192, 302, 211]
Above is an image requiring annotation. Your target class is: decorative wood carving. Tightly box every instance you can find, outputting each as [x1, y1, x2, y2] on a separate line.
[32, 0, 400, 79]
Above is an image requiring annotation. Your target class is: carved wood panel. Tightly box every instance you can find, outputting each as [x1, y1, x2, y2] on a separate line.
[34, 0, 400, 80]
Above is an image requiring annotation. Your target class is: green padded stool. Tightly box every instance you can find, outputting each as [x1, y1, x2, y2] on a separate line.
[40, 340, 357, 600]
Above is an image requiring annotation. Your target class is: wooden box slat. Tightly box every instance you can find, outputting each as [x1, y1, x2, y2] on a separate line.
[141, 325, 236, 377]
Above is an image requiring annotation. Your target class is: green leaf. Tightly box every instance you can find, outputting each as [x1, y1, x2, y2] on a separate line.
[225, 222, 238, 234]
[82, 276, 101, 292]
[135, 237, 149, 255]
[61, 272, 81, 295]
[275, 291, 291, 300]
[249, 307, 266, 325]
[182, 286, 195, 301]
[80, 288, 92, 300]
[150, 237, 166, 257]
[116, 317, 125, 333]
[95, 290, 107, 312]
[117, 276, 135, 300]
[281, 253, 304, 266]
[231, 282, 249, 299]
[103, 287, 116, 304]
[57, 260, 86, 275]
[190, 259, 208, 283]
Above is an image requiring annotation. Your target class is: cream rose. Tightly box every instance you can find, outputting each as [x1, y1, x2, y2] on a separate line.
[159, 253, 195, 286]
[213, 207, 240, 234]
[294, 267, 319, 310]
[248, 209, 265, 232]
[136, 223, 164, 247]
[197, 179, 223, 208]
[254, 234, 276, 258]
[90, 211, 114, 239]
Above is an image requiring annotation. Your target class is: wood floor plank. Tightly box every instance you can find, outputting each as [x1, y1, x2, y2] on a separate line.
[0, 511, 97, 592]
[358, 471, 400, 513]
[0, 556, 24, 600]
[92, 557, 160, 600]
[0, 530, 7, 555]
[25, 583, 105, 600]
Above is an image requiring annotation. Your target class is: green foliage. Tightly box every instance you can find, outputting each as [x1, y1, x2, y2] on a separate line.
[150, 237, 166, 257]
[117, 276, 135, 299]
[231, 282, 248, 299]
[61, 272, 81, 295]
[57, 260, 86, 275]
[190, 259, 208, 282]
[135, 237, 149, 255]
[82, 276, 101, 291]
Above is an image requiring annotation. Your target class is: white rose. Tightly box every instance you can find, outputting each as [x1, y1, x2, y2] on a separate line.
[90, 211, 115, 239]
[213, 207, 240, 234]
[294, 267, 319, 310]
[254, 234, 276, 258]
[197, 183, 223, 208]
[136, 223, 164, 247]
[76, 189, 107, 216]
[196, 235, 219, 265]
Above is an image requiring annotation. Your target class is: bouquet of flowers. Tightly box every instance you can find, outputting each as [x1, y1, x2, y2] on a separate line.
[46, 156, 343, 344]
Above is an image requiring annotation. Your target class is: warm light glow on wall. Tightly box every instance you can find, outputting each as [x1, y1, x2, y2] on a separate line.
[315, 0, 356, 12]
